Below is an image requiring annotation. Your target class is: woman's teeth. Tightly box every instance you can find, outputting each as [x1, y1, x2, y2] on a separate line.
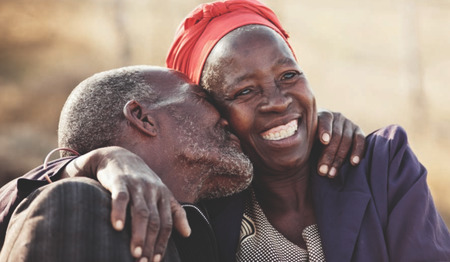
[261, 119, 298, 141]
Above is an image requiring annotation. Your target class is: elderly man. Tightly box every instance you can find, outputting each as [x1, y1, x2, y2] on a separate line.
[0, 65, 254, 262]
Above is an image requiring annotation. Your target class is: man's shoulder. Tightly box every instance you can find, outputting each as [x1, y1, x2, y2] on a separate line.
[0, 156, 76, 249]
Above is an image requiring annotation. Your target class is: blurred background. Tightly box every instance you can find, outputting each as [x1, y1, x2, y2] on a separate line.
[0, 0, 449, 225]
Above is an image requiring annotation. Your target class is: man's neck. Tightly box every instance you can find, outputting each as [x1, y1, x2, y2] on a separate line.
[141, 151, 200, 203]
[158, 167, 201, 204]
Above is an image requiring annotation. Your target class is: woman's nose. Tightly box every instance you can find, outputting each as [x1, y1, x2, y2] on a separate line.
[259, 86, 292, 113]
[219, 117, 230, 129]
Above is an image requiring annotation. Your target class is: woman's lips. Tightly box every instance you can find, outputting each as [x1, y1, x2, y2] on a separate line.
[260, 119, 298, 141]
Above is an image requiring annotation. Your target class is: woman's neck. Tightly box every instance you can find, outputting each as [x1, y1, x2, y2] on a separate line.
[251, 164, 316, 248]
[252, 165, 311, 212]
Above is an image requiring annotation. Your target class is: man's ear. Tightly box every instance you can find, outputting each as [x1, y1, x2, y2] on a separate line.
[123, 100, 158, 137]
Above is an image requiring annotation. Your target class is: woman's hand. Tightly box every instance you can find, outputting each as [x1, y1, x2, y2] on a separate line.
[62, 146, 190, 262]
[316, 110, 365, 178]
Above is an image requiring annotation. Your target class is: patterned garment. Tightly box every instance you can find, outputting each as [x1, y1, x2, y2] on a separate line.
[236, 189, 326, 262]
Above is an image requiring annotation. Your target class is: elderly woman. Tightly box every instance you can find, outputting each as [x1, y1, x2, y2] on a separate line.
[166, 0, 450, 261]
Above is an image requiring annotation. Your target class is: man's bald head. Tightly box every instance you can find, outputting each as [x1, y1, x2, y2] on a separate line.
[58, 65, 181, 156]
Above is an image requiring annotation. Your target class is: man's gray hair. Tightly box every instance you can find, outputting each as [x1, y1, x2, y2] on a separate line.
[58, 65, 158, 157]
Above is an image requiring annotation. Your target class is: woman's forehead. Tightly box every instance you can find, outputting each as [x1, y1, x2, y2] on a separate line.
[205, 26, 294, 71]
[223, 25, 279, 46]
[213, 26, 290, 60]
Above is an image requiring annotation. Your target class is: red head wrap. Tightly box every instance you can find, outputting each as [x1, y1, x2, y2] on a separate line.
[165, 0, 294, 84]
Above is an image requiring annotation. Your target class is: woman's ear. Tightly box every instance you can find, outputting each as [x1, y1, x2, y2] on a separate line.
[123, 100, 157, 137]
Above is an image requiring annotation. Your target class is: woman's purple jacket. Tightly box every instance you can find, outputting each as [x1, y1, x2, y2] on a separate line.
[204, 125, 450, 262]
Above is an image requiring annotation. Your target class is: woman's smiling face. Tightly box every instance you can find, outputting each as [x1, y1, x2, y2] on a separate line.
[202, 25, 318, 173]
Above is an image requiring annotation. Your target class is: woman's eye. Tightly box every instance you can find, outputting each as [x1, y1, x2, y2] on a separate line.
[281, 71, 300, 81]
[235, 88, 252, 97]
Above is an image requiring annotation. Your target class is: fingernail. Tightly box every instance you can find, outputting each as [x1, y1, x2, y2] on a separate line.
[139, 257, 148, 262]
[319, 165, 328, 175]
[329, 167, 337, 177]
[134, 246, 142, 257]
[322, 133, 330, 144]
[186, 227, 192, 237]
[352, 156, 360, 165]
[153, 254, 162, 262]
[115, 220, 124, 230]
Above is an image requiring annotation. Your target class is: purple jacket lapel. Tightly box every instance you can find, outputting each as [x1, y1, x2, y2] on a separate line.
[312, 173, 371, 262]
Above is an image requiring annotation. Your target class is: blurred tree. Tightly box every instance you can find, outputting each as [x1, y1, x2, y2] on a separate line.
[400, 0, 428, 133]
[113, 0, 131, 65]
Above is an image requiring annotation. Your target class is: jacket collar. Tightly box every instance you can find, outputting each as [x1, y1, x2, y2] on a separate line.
[202, 192, 245, 262]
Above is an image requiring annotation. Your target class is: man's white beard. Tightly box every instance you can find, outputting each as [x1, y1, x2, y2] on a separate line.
[175, 118, 253, 201]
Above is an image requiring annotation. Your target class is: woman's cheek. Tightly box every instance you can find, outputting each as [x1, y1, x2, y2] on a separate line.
[229, 107, 252, 134]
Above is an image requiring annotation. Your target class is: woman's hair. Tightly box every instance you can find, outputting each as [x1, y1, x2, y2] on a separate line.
[58, 65, 158, 157]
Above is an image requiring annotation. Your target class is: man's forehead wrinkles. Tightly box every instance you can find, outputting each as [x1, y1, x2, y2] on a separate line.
[146, 82, 197, 110]
[150, 94, 186, 109]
